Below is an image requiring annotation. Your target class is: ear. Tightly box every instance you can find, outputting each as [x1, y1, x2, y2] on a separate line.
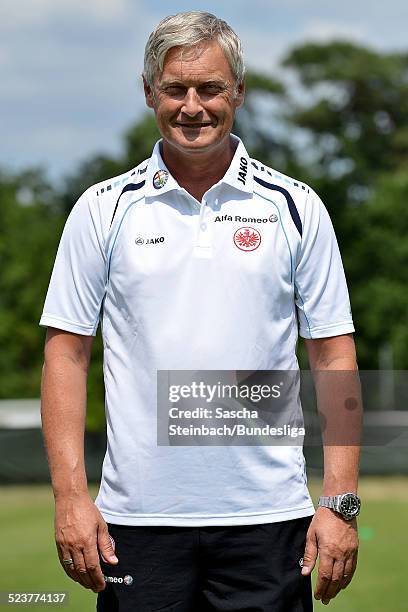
[234, 79, 245, 109]
[143, 76, 155, 109]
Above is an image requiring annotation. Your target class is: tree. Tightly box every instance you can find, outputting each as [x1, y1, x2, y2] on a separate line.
[279, 42, 408, 368]
[345, 172, 408, 368]
[0, 170, 64, 396]
[281, 41, 408, 214]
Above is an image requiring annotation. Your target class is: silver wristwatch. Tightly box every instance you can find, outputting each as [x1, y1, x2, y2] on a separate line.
[318, 493, 361, 520]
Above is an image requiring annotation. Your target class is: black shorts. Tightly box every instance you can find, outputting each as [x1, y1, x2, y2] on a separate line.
[97, 516, 313, 612]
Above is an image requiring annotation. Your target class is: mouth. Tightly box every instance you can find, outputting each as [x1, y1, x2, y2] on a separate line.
[174, 122, 213, 129]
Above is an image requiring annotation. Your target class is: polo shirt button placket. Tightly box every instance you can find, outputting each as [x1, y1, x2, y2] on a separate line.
[193, 198, 212, 258]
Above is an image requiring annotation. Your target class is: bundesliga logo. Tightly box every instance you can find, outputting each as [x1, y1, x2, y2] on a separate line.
[233, 226, 261, 251]
[153, 169, 169, 189]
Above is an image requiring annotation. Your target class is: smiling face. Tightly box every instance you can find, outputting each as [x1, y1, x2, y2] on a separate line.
[144, 41, 244, 158]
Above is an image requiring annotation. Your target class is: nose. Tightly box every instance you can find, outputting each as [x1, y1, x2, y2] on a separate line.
[181, 87, 203, 117]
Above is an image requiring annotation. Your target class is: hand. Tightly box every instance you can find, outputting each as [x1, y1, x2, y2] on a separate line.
[301, 506, 359, 605]
[54, 492, 118, 593]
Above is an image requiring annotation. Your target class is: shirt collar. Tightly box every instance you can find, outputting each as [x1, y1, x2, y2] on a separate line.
[221, 134, 253, 195]
[144, 134, 253, 198]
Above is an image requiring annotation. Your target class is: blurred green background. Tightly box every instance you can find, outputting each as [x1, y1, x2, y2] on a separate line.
[1, 13, 408, 612]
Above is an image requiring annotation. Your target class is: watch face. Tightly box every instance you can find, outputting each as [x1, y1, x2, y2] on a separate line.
[339, 494, 361, 518]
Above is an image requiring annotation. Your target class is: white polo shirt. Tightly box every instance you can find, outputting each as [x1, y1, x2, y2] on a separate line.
[39, 135, 354, 526]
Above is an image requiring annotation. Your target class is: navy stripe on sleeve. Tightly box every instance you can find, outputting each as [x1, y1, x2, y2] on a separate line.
[254, 176, 303, 236]
[110, 181, 145, 228]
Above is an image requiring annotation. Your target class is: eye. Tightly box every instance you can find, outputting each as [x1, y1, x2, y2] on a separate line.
[200, 83, 223, 94]
[164, 85, 186, 96]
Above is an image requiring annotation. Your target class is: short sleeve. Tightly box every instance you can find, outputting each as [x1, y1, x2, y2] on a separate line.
[39, 188, 107, 336]
[294, 189, 355, 339]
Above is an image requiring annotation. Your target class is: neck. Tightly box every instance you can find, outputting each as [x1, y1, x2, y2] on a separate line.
[161, 136, 237, 202]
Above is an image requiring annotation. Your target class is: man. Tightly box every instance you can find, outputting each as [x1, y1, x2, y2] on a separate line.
[40, 11, 361, 612]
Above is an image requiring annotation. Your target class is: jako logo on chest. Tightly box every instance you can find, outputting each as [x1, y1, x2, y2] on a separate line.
[135, 236, 165, 246]
[237, 157, 248, 185]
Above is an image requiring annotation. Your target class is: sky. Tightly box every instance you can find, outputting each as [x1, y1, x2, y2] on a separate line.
[1, 0, 407, 182]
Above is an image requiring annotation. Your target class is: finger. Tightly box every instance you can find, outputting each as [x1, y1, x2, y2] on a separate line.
[64, 559, 84, 586]
[98, 524, 118, 565]
[314, 555, 334, 601]
[339, 557, 354, 590]
[82, 545, 107, 592]
[341, 550, 358, 590]
[321, 559, 344, 604]
[301, 528, 318, 576]
[57, 544, 82, 585]
[71, 549, 96, 590]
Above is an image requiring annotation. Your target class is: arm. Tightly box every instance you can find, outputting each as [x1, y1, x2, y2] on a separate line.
[41, 327, 117, 593]
[301, 333, 362, 605]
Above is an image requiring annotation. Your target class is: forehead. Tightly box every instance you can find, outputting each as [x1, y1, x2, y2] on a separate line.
[158, 42, 233, 84]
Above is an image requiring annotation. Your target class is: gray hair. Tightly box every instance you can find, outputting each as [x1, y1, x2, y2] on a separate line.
[143, 11, 245, 92]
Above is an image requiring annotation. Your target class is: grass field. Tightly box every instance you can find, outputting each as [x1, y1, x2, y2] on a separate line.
[0, 477, 407, 611]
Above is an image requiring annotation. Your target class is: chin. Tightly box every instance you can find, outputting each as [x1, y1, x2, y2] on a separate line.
[181, 142, 218, 154]
[172, 135, 223, 153]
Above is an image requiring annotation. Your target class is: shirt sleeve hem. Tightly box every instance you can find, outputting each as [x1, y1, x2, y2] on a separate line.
[39, 314, 97, 336]
[299, 321, 355, 339]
